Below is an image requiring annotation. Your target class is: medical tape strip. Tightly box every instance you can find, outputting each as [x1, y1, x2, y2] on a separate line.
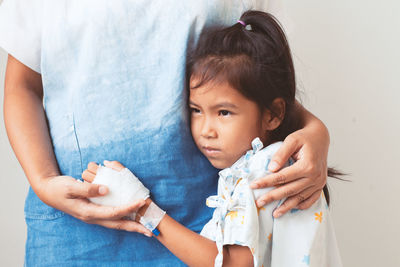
[139, 202, 166, 236]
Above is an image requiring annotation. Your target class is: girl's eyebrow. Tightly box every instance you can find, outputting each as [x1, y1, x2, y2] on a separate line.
[189, 100, 238, 109]
[189, 101, 200, 107]
[211, 102, 238, 109]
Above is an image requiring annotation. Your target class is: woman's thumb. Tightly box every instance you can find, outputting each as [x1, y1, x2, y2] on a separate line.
[67, 181, 108, 198]
[269, 136, 299, 172]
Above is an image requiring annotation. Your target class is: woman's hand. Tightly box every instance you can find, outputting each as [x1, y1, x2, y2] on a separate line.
[39, 172, 152, 236]
[251, 107, 329, 218]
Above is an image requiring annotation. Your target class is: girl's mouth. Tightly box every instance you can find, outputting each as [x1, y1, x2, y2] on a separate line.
[202, 146, 221, 157]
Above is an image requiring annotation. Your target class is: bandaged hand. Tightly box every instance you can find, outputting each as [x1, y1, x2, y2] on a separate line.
[89, 164, 149, 220]
[83, 161, 165, 235]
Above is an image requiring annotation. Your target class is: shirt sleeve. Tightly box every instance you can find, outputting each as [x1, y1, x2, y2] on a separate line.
[0, 0, 43, 73]
[221, 180, 276, 267]
[271, 195, 343, 267]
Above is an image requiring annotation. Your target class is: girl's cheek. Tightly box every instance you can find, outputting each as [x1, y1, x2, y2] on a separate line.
[190, 121, 201, 140]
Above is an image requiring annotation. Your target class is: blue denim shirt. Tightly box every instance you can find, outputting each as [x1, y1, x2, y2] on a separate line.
[0, 0, 271, 265]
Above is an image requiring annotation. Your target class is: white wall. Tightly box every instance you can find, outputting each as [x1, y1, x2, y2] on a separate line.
[0, 0, 399, 266]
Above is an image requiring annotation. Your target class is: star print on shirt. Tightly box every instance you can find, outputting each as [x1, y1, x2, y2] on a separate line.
[314, 212, 323, 223]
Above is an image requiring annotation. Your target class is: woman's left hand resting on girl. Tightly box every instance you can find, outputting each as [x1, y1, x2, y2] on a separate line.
[252, 101, 329, 217]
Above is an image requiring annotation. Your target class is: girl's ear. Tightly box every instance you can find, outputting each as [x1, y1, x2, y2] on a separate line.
[262, 98, 286, 131]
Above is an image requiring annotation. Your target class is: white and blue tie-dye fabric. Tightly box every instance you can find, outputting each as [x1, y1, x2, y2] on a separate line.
[200, 138, 342, 267]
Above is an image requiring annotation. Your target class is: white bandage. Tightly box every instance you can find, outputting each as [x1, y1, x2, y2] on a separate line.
[139, 202, 166, 236]
[89, 166, 150, 220]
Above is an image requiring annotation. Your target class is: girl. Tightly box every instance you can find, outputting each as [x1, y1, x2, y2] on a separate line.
[83, 11, 341, 267]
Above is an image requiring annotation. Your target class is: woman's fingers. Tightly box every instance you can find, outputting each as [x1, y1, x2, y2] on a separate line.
[254, 176, 313, 208]
[104, 160, 125, 171]
[268, 135, 300, 172]
[89, 219, 152, 237]
[250, 124, 329, 216]
[272, 187, 321, 218]
[79, 199, 146, 222]
[297, 190, 322, 210]
[251, 162, 304, 189]
[42, 175, 149, 235]
[66, 179, 108, 198]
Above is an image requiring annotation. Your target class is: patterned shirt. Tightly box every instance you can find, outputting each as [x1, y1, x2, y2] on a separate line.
[201, 138, 342, 267]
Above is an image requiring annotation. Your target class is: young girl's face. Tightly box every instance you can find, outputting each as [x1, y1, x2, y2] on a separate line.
[189, 79, 270, 169]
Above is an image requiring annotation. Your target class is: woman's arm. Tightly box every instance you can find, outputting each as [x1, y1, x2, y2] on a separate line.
[84, 161, 253, 267]
[251, 100, 329, 217]
[3, 55, 150, 234]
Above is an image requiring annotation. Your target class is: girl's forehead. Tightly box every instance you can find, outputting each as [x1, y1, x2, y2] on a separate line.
[189, 81, 247, 105]
[190, 80, 232, 95]
[189, 75, 226, 88]
[188, 55, 250, 90]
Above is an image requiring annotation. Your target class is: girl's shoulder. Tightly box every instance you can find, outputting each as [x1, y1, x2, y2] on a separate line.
[257, 140, 284, 159]
[217, 139, 288, 186]
[246, 139, 284, 173]
[230, 138, 283, 169]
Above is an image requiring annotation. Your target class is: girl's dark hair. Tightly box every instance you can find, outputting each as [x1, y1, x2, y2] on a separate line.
[188, 11, 299, 143]
[187, 10, 343, 205]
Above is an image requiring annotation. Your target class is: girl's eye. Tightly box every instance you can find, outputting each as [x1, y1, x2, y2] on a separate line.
[190, 107, 201, 114]
[219, 110, 231, 116]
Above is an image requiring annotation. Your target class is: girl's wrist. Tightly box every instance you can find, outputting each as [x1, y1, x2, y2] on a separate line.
[136, 199, 166, 236]
[136, 198, 153, 221]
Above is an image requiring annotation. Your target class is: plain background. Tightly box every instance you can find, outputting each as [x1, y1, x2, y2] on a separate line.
[1, 0, 399, 266]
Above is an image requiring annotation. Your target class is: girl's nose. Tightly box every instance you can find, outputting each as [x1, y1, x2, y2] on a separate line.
[200, 119, 217, 139]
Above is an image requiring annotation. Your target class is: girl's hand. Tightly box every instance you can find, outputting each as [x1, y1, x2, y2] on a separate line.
[81, 161, 153, 236]
[251, 121, 329, 218]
